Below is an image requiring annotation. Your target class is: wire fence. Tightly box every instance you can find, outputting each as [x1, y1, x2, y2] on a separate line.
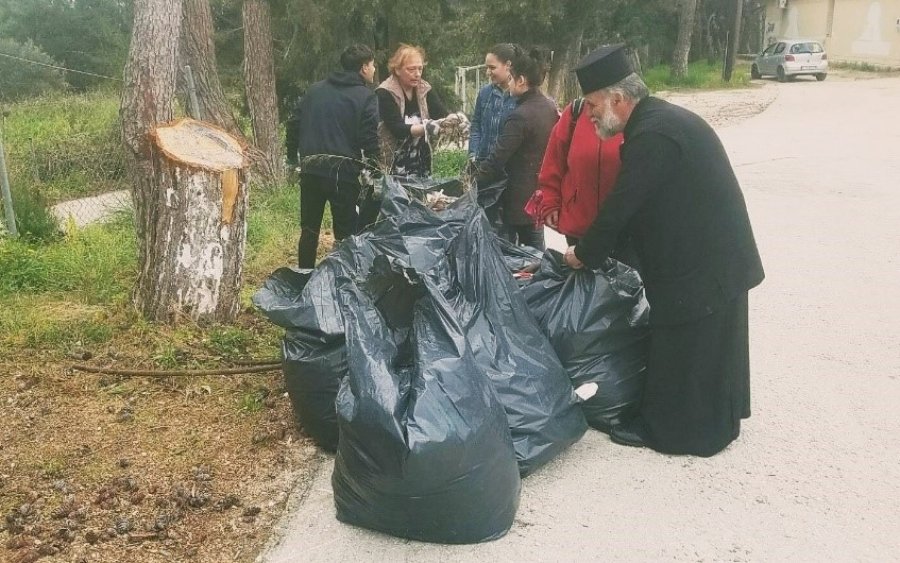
[0, 104, 132, 240]
[0, 65, 210, 240]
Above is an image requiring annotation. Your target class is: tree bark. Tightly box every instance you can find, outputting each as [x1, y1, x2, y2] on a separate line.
[547, 27, 584, 104]
[723, 0, 743, 81]
[242, 0, 281, 184]
[122, 1, 249, 324]
[671, 0, 699, 80]
[180, 0, 242, 136]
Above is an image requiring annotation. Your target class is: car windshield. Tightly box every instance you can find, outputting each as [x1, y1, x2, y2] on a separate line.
[790, 42, 824, 54]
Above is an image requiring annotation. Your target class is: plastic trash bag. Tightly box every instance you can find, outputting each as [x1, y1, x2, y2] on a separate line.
[521, 251, 651, 432]
[436, 213, 587, 476]
[332, 256, 520, 544]
[253, 178, 474, 449]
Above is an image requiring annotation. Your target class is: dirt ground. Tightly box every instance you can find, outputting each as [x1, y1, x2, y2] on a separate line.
[0, 235, 336, 563]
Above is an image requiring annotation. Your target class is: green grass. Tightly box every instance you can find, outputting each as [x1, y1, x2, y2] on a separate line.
[0, 211, 136, 301]
[2, 88, 126, 203]
[643, 60, 752, 91]
[433, 148, 468, 178]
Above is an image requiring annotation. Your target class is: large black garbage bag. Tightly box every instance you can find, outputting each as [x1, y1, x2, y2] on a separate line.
[521, 251, 651, 432]
[435, 214, 587, 477]
[332, 256, 520, 544]
[253, 177, 477, 449]
[281, 331, 343, 450]
[253, 268, 343, 450]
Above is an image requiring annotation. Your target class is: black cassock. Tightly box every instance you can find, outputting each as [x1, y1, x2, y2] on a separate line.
[575, 97, 764, 457]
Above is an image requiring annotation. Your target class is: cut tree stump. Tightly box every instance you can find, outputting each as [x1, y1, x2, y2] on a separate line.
[133, 118, 249, 323]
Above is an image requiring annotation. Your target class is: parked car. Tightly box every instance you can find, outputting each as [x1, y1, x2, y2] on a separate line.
[752, 39, 828, 82]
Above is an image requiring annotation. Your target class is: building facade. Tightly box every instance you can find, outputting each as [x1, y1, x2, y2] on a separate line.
[765, 0, 900, 67]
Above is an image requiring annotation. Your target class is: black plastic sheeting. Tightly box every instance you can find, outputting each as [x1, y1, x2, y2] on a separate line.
[521, 251, 651, 432]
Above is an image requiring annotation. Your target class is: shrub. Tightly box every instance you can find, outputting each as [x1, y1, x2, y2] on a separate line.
[10, 183, 61, 242]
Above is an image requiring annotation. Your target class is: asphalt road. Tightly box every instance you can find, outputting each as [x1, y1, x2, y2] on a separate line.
[260, 74, 900, 563]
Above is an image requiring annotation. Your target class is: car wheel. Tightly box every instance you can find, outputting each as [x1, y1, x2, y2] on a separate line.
[816, 73, 827, 81]
[751, 65, 761, 79]
[776, 66, 787, 82]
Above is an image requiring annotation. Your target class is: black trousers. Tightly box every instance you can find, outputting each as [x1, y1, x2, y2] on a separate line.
[502, 224, 545, 251]
[298, 173, 360, 269]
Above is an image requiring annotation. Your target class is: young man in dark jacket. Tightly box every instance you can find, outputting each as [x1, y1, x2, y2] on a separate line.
[286, 44, 379, 268]
[565, 44, 765, 457]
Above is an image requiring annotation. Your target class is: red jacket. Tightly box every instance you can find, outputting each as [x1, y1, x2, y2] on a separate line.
[538, 103, 623, 238]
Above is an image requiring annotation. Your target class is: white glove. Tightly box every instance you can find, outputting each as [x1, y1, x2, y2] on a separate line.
[424, 119, 442, 139]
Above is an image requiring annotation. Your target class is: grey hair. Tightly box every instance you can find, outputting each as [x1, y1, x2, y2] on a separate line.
[600, 73, 649, 102]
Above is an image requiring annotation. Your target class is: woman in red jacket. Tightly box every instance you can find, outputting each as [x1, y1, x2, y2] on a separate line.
[539, 101, 624, 245]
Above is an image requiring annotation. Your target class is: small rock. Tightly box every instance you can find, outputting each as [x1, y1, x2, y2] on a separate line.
[84, 530, 100, 545]
[192, 466, 213, 482]
[130, 491, 146, 505]
[241, 506, 261, 522]
[56, 527, 76, 542]
[114, 516, 133, 535]
[116, 407, 134, 423]
[118, 458, 131, 469]
[51, 479, 71, 494]
[70, 507, 88, 522]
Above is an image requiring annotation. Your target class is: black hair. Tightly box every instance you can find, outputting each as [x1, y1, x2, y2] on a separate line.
[340, 44, 375, 72]
[508, 45, 549, 87]
[488, 43, 517, 65]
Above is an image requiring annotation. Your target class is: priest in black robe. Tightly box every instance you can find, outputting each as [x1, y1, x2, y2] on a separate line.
[564, 44, 765, 457]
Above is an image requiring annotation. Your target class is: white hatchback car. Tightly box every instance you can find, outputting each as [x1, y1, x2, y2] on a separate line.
[752, 39, 828, 82]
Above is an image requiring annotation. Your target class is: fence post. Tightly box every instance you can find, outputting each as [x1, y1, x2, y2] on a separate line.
[0, 118, 19, 238]
[184, 65, 202, 120]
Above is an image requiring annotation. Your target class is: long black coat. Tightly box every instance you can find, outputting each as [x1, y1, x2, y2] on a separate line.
[476, 88, 559, 226]
[574, 96, 764, 456]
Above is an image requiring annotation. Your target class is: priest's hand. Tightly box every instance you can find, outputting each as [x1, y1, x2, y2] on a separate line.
[564, 245, 584, 269]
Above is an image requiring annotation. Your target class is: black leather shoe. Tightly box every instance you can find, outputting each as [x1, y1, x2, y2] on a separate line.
[610, 418, 650, 448]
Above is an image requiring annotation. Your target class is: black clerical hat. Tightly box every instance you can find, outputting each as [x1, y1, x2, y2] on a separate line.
[575, 44, 633, 94]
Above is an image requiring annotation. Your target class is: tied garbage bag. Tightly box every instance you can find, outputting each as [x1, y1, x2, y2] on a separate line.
[332, 256, 520, 544]
[253, 177, 475, 449]
[254, 268, 343, 450]
[436, 213, 587, 476]
[521, 251, 650, 432]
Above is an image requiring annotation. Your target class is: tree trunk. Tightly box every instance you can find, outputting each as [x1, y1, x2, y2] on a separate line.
[547, 27, 584, 104]
[122, 1, 249, 324]
[671, 0, 699, 80]
[180, 0, 242, 136]
[723, 0, 743, 81]
[242, 0, 281, 184]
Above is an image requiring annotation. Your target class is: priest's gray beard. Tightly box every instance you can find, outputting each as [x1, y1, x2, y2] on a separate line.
[592, 98, 623, 139]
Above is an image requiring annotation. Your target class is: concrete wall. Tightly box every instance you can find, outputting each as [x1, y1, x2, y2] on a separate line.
[765, 0, 900, 67]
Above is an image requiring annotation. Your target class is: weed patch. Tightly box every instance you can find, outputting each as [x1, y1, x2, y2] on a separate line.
[644, 60, 751, 91]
